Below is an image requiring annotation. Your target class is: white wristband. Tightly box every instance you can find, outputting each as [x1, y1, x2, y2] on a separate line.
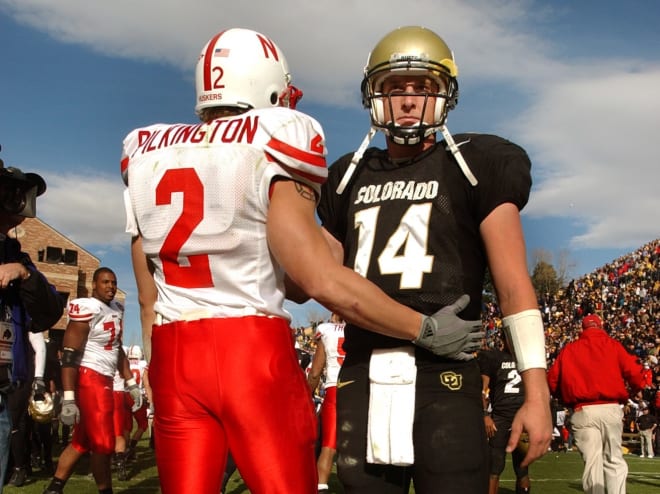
[126, 378, 137, 387]
[63, 390, 75, 401]
[502, 309, 547, 371]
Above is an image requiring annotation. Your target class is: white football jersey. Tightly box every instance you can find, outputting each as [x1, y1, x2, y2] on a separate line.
[129, 359, 148, 393]
[121, 107, 327, 323]
[67, 297, 124, 378]
[314, 322, 346, 388]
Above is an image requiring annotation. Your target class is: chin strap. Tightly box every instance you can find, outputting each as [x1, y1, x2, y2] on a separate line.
[440, 125, 478, 186]
[336, 124, 478, 194]
[336, 127, 377, 194]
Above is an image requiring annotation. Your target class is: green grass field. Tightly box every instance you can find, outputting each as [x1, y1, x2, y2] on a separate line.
[5, 442, 660, 493]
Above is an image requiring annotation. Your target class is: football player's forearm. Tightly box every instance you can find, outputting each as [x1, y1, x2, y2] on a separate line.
[141, 315, 153, 363]
[521, 368, 551, 405]
[318, 267, 421, 341]
[132, 234, 157, 363]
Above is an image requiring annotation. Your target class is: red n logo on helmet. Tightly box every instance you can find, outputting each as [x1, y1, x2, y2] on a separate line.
[256, 34, 279, 61]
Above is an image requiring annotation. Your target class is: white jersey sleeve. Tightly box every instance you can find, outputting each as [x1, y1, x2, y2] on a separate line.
[121, 108, 327, 323]
[315, 322, 346, 388]
[259, 108, 327, 197]
[124, 188, 139, 237]
[68, 297, 124, 378]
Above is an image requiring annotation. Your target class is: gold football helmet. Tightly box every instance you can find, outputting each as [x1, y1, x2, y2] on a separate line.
[336, 26, 476, 195]
[361, 26, 459, 145]
[516, 432, 530, 455]
[28, 392, 55, 424]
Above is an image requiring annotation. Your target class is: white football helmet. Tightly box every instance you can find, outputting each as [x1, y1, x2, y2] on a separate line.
[128, 345, 144, 361]
[195, 28, 302, 116]
[28, 392, 55, 424]
[361, 26, 459, 146]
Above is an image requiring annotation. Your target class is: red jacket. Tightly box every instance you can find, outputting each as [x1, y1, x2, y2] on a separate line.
[547, 328, 644, 408]
[641, 368, 653, 387]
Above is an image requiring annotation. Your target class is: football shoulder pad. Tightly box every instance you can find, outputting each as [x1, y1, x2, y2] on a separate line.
[260, 108, 328, 196]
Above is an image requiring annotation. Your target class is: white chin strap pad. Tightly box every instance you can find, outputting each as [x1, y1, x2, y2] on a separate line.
[502, 309, 547, 371]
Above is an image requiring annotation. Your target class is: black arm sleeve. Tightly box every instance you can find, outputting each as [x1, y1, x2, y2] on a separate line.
[18, 257, 65, 332]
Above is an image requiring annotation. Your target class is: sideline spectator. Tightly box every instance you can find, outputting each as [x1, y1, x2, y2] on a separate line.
[0, 157, 64, 488]
[636, 404, 657, 458]
[547, 313, 644, 494]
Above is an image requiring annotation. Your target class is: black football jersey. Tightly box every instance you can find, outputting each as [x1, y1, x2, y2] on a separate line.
[477, 348, 525, 419]
[318, 133, 531, 354]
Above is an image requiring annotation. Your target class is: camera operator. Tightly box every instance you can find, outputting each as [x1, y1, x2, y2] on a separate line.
[0, 148, 64, 487]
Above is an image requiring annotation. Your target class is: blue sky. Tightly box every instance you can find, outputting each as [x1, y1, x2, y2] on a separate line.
[1, 1, 659, 346]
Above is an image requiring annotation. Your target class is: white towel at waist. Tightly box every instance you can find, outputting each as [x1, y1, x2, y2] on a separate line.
[366, 346, 417, 466]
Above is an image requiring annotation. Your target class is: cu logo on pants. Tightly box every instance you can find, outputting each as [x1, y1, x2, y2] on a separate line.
[439, 371, 463, 391]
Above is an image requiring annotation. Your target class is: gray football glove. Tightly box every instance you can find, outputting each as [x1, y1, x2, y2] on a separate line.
[414, 294, 484, 360]
[60, 399, 80, 426]
[127, 381, 143, 412]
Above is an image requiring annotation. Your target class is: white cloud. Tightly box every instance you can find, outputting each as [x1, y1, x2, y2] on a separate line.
[510, 65, 660, 248]
[37, 170, 128, 249]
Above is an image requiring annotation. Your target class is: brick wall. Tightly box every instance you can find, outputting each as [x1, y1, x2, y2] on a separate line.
[9, 217, 126, 334]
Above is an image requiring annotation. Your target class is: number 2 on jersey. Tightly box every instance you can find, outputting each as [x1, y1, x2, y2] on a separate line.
[353, 203, 434, 289]
[156, 168, 214, 288]
[504, 369, 522, 394]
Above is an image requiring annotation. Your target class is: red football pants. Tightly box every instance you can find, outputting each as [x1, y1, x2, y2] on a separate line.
[71, 367, 114, 455]
[320, 386, 337, 449]
[113, 391, 131, 437]
[132, 402, 149, 430]
[150, 316, 317, 494]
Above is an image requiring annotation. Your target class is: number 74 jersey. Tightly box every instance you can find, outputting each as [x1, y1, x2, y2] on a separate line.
[121, 107, 327, 323]
[68, 297, 124, 378]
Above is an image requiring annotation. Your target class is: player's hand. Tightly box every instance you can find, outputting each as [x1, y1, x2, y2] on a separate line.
[484, 415, 498, 438]
[414, 295, 484, 359]
[60, 399, 80, 426]
[126, 379, 143, 412]
[32, 377, 47, 399]
[507, 369, 553, 467]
